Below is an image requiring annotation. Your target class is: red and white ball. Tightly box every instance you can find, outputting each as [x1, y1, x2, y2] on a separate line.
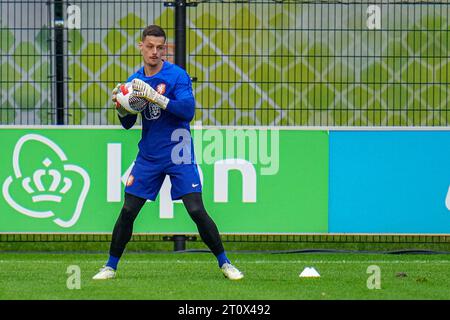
[116, 82, 148, 114]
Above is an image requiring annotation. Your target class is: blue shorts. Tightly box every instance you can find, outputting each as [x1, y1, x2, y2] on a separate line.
[124, 155, 202, 201]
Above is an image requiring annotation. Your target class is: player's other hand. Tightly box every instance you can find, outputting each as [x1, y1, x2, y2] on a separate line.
[112, 83, 130, 117]
[112, 83, 121, 104]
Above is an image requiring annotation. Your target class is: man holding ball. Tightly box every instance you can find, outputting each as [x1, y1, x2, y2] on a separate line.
[92, 25, 243, 281]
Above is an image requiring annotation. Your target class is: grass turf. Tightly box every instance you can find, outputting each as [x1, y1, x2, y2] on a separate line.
[0, 252, 449, 300]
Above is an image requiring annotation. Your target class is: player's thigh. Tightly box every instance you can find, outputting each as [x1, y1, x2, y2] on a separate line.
[125, 159, 165, 200]
[167, 164, 202, 200]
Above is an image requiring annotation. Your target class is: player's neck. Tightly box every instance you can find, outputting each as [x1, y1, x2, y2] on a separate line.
[143, 60, 164, 77]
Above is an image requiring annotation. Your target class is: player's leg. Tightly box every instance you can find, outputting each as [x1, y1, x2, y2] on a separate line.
[108, 192, 147, 265]
[92, 192, 146, 280]
[182, 192, 224, 257]
[93, 155, 165, 280]
[182, 192, 244, 280]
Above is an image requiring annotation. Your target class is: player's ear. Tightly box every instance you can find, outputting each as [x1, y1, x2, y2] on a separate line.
[138, 41, 143, 51]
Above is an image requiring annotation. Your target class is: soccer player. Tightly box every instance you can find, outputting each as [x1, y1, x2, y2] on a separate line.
[93, 25, 243, 280]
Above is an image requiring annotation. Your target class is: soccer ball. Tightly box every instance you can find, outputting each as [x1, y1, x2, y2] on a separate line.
[116, 82, 148, 114]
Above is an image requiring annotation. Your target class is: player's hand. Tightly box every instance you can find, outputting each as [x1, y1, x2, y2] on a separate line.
[112, 83, 130, 117]
[111, 83, 121, 104]
[131, 78, 169, 109]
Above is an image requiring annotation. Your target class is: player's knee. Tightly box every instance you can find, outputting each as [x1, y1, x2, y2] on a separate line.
[187, 207, 209, 224]
[119, 205, 138, 224]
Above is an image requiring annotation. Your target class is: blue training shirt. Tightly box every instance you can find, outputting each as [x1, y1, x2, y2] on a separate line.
[118, 61, 196, 164]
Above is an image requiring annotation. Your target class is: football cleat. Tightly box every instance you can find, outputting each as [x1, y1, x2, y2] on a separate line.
[221, 263, 244, 280]
[92, 266, 116, 280]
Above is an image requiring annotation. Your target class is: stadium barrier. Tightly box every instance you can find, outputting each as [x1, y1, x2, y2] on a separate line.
[1, 127, 449, 238]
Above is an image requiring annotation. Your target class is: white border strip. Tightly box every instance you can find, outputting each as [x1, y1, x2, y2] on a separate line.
[1, 125, 450, 131]
[1, 260, 449, 264]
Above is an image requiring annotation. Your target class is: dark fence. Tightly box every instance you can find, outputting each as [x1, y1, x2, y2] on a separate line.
[2, 233, 450, 244]
[1, 0, 449, 126]
[1, 233, 450, 253]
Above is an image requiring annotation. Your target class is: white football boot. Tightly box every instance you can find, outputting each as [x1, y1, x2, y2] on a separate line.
[221, 263, 244, 280]
[92, 266, 116, 280]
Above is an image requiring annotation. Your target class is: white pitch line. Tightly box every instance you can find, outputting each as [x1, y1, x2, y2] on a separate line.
[0, 260, 449, 265]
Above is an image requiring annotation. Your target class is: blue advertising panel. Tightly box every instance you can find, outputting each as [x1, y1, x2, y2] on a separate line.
[329, 131, 450, 234]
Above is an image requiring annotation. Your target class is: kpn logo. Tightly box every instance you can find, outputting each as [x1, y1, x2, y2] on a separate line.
[2, 134, 90, 228]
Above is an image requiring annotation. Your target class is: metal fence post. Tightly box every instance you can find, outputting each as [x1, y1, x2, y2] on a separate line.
[174, 0, 187, 70]
[54, 0, 65, 125]
[163, 0, 199, 251]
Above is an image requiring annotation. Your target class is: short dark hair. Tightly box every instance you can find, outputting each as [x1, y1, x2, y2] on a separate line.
[141, 25, 166, 42]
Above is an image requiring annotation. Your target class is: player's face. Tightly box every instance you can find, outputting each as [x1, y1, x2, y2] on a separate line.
[139, 36, 166, 68]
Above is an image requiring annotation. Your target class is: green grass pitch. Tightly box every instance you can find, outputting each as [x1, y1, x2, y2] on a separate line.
[0, 252, 449, 300]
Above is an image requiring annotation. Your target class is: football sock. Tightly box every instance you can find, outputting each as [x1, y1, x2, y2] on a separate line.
[106, 255, 120, 270]
[216, 251, 231, 268]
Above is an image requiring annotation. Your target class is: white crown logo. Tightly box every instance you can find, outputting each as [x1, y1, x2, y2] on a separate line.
[2, 134, 90, 228]
[21, 158, 72, 203]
